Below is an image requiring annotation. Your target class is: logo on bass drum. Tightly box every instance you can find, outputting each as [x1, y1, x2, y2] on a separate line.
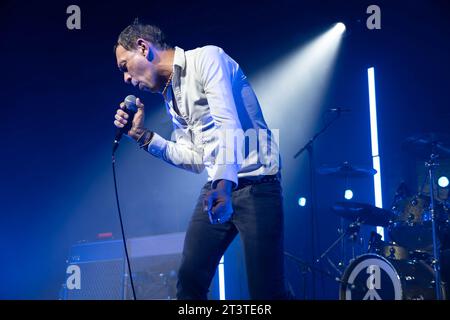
[343, 257, 402, 300]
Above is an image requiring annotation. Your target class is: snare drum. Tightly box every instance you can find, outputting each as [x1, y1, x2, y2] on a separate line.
[368, 233, 409, 260]
[381, 243, 409, 260]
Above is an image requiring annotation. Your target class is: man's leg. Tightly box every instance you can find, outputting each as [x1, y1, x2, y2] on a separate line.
[232, 180, 289, 300]
[177, 183, 238, 300]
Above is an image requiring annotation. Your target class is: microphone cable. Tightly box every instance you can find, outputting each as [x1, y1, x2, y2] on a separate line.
[112, 152, 137, 300]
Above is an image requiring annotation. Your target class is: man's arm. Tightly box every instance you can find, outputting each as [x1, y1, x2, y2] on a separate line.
[114, 98, 205, 174]
[145, 125, 205, 174]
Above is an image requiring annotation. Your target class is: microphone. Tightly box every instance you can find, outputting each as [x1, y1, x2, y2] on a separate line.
[328, 107, 351, 113]
[112, 95, 138, 154]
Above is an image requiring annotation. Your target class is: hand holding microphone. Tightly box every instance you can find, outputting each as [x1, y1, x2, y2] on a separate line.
[113, 95, 152, 154]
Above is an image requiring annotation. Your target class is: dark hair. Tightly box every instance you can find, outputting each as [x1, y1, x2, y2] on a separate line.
[114, 18, 172, 53]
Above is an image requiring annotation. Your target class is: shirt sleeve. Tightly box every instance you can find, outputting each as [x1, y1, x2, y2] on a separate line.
[146, 124, 205, 174]
[197, 46, 243, 188]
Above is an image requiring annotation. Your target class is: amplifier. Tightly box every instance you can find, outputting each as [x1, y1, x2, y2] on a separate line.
[61, 232, 186, 300]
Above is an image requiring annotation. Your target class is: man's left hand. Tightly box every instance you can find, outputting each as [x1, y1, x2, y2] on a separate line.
[204, 180, 234, 224]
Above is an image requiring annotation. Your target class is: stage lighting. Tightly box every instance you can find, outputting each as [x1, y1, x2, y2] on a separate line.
[218, 256, 226, 300]
[368, 67, 384, 240]
[344, 189, 354, 200]
[438, 176, 449, 188]
[298, 197, 307, 207]
[334, 22, 346, 34]
[252, 21, 346, 135]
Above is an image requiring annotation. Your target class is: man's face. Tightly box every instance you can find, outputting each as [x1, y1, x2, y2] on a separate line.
[115, 44, 159, 92]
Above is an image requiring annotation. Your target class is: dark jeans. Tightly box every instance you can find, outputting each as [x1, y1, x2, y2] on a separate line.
[176, 177, 289, 300]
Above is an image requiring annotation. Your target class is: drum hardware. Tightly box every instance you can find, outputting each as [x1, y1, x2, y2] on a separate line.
[388, 194, 440, 251]
[285, 251, 366, 295]
[322, 201, 393, 271]
[403, 132, 450, 300]
[409, 250, 432, 262]
[333, 133, 450, 300]
[326, 256, 344, 277]
[283, 252, 312, 299]
[426, 152, 443, 299]
[382, 243, 409, 261]
[367, 231, 383, 253]
[318, 162, 378, 267]
[316, 220, 361, 268]
[402, 133, 450, 160]
[317, 161, 377, 179]
[332, 201, 394, 227]
[368, 231, 410, 260]
[293, 109, 345, 299]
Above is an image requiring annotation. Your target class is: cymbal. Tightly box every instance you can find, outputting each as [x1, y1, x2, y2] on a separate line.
[332, 202, 394, 227]
[403, 133, 450, 159]
[317, 162, 377, 178]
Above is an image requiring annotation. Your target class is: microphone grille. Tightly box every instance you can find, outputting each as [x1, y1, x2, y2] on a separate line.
[124, 95, 137, 112]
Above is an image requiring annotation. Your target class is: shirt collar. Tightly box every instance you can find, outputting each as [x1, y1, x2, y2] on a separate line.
[173, 46, 186, 71]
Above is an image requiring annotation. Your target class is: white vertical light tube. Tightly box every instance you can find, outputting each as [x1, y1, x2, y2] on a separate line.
[218, 255, 226, 300]
[368, 67, 385, 239]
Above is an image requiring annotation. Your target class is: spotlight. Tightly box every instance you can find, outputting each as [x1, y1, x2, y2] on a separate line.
[344, 189, 354, 200]
[334, 22, 346, 34]
[298, 197, 307, 207]
[438, 176, 449, 188]
[252, 20, 346, 131]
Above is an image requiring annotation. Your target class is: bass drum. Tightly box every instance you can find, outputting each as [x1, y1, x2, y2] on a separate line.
[339, 253, 445, 300]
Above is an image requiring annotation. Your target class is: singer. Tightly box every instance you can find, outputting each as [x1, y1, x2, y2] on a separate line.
[113, 19, 290, 300]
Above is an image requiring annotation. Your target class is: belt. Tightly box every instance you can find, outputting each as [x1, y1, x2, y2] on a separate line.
[205, 175, 280, 190]
[237, 174, 280, 189]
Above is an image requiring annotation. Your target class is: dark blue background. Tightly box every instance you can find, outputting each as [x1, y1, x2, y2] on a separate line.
[1, 0, 449, 299]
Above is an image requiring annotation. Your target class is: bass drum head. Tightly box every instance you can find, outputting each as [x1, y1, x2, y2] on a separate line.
[339, 253, 440, 300]
[340, 254, 402, 300]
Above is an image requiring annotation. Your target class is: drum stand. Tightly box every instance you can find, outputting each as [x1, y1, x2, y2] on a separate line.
[316, 220, 361, 273]
[339, 217, 346, 269]
[425, 152, 443, 300]
[293, 110, 342, 299]
[285, 251, 360, 297]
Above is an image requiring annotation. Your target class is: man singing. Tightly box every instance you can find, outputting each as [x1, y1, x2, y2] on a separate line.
[113, 19, 289, 300]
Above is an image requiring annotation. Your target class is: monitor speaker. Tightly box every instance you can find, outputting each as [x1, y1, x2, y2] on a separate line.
[61, 232, 186, 300]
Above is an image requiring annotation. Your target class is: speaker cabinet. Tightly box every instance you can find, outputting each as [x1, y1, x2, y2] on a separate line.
[61, 232, 185, 300]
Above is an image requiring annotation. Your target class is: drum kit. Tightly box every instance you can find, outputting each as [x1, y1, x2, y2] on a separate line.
[319, 133, 450, 300]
